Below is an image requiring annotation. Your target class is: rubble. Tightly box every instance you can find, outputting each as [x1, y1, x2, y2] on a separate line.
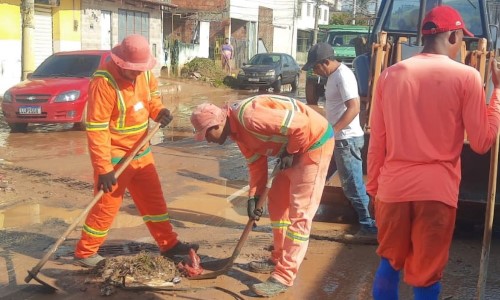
[91, 251, 180, 296]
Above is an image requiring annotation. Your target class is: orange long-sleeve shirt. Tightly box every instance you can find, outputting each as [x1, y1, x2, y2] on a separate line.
[367, 53, 500, 208]
[228, 95, 331, 197]
[86, 61, 164, 174]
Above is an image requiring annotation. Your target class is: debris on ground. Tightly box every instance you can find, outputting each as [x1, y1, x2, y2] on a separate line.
[180, 57, 230, 87]
[91, 251, 180, 296]
[177, 248, 204, 277]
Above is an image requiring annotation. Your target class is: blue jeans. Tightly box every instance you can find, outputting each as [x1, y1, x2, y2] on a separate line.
[334, 135, 376, 230]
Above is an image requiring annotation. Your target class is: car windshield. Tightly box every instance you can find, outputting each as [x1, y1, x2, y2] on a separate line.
[32, 54, 102, 78]
[249, 54, 281, 65]
[383, 0, 484, 37]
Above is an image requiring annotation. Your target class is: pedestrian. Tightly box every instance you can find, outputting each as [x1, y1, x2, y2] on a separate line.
[302, 42, 377, 240]
[190, 94, 334, 297]
[221, 37, 234, 74]
[367, 6, 500, 300]
[74, 34, 198, 268]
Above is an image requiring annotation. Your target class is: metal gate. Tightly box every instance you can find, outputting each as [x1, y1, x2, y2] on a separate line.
[34, 6, 53, 68]
[231, 38, 248, 69]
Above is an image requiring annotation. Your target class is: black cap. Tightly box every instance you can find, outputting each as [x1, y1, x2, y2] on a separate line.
[302, 43, 335, 71]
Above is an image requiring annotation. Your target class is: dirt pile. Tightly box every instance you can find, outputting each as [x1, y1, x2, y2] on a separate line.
[92, 251, 180, 296]
[181, 58, 229, 87]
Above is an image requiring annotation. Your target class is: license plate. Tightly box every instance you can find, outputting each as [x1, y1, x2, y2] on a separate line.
[248, 78, 259, 82]
[19, 106, 42, 115]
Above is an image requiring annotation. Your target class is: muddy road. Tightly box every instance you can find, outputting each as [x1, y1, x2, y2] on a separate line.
[1, 78, 500, 299]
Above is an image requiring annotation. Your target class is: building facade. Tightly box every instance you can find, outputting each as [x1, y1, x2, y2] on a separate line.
[0, 0, 173, 95]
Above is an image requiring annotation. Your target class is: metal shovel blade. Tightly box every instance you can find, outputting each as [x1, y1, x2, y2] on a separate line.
[26, 270, 58, 292]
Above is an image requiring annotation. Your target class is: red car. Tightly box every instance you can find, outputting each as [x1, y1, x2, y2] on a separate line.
[1, 50, 111, 132]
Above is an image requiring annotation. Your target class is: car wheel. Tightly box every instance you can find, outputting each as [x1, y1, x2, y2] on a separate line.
[8, 123, 28, 132]
[73, 103, 87, 131]
[273, 77, 282, 93]
[291, 74, 299, 91]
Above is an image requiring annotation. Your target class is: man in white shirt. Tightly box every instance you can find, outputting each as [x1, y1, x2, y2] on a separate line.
[302, 43, 377, 239]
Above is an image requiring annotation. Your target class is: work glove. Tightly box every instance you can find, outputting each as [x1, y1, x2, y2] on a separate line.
[247, 196, 263, 221]
[155, 108, 173, 128]
[278, 151, 294, 170]
[98, 171, 117, 193]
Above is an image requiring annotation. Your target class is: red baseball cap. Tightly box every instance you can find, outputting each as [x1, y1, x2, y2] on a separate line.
[421, 5, 473, 37]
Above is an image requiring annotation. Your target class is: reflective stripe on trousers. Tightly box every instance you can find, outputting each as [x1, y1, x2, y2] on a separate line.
[75, 153, 178, 258]
[268, 138, 334, 286]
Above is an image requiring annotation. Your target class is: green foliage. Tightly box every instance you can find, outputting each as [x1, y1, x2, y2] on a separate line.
[330, 12, 371, 26]
[181, 57, 229, 88]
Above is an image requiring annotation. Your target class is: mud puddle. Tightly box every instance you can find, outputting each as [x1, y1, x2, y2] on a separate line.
[0, 202, 149, 230]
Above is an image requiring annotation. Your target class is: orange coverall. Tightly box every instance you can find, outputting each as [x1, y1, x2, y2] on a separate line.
[75, 61, 178, 259]
[227, 95, 334, 286]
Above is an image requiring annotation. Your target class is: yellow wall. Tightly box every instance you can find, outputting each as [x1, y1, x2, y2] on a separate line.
[0, 1, 21, 40]
[53, 0, 81, 41]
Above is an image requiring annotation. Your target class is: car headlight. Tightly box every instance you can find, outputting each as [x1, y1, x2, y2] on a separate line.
[266, 70, 275, 76]
[54, 90, 81, 102]
[238, 69, 245, 75]
[3, 91, 13, 103]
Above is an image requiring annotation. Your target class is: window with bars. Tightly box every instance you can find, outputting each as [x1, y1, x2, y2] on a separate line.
[118, 9, 150, 42]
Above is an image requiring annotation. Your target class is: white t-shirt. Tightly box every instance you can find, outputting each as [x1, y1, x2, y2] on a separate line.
[325, 63, 364, 140]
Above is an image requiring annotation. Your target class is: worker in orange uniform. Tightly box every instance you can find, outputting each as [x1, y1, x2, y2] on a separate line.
[367, 6, 500, 300]
[190, 95, 334, 297]
[74, 34, 198, 268]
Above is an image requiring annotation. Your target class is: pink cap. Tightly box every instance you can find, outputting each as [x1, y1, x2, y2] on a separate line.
[190, 103, 226, 141]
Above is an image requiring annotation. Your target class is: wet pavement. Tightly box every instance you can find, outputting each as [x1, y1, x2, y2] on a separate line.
[0, 77, 500, 299]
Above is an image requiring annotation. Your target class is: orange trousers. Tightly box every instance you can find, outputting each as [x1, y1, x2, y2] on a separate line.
[75, 153, 178, 258]
[267, 139, 334, 286]
[375, 199, 456, 287]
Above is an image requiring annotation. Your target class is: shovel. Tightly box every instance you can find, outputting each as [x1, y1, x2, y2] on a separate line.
[189, 163, 280, 280]
[24, 123, 162, 292]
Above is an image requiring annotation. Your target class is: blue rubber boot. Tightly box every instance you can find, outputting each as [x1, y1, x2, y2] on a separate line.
[373, 257, 400, 300]
[414, 282, 441, 300]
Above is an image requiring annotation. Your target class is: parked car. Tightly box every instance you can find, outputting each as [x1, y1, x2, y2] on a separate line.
[1, 50, 111, 132]
[237, 53, 301, 93]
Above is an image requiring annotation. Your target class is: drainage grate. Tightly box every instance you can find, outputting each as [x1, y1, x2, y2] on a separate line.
[66, 242, 159, 257]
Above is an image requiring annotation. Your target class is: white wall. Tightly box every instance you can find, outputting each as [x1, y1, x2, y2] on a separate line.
[199, 21, 210, 58]
[229, 0, 297, 57]
[53, 41, 82, 53]
[271, 0, 296, 57]
[0, 40, 22, 95]
[230, 0, 260, 22]
[296, 1, 330, 30]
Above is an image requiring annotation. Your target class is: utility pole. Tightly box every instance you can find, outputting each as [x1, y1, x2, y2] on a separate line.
[312, 0, 321, 44]
[21, 0, 35, 80]
[352, 0, 357, 25]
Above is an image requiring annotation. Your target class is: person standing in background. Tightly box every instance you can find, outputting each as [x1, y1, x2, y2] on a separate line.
[302, 43, 377, 241]
[221, 38, 234, 75]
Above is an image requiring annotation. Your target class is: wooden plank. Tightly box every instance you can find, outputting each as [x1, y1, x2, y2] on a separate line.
[366, 31, 387, 131]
